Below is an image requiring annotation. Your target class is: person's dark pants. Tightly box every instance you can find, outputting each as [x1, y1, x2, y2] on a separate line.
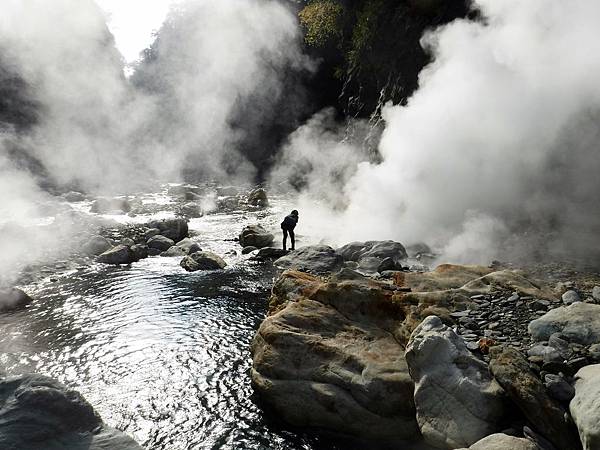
[282, 228, 295, 251]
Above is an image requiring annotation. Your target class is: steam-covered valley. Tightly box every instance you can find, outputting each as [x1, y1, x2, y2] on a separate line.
[1, 1, 600, 449]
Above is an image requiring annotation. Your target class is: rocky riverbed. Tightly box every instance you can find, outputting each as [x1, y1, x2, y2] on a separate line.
[1, 183, 600, 449]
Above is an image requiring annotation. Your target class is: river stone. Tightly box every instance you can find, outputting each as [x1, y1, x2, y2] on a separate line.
[187, 243, 202, 255]
[82, 235, 112, 255]
[239, 225, 274, 248]
[337, 240, 408, 263]
[0, 374, 142, 450]
[251, 270, 418, 440]
[0, 288, 33, 312]
[405, 316, 506, 449]
[180, 202, 202, 218]
[255, 247, 288, 259]
[242, 246, 258, 255]
[180, 252, 226, 271]
[274, 245, 344, 274]
[147, 218, 188, 242]
[147, 235, 175, 252]
[130, 244, 148, 261]
[570, 364, 600, 449]
[489, 346, 580, 450]
[96, 245, 136, 265]
[562, 290, 581, 305]
[144, 228, 161, 240]
[528, 303, 600, 345]
[455, 433, 540, 450]
[161, 246, 186, 257]
[247, 188, 268, 207]
[544, 374, 575, 403]
[175, 238, 196, 254]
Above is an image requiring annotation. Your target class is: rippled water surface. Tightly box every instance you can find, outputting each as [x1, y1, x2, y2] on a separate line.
[0, 189, 355, 450]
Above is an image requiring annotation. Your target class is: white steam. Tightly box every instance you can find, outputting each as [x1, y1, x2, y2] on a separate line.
[280, 0, 600, 264]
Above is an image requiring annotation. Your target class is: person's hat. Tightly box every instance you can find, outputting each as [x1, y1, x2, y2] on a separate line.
[291, 210, 299, 216]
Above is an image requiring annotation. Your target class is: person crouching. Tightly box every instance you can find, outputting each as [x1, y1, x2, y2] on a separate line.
[281, 210, 298, 251]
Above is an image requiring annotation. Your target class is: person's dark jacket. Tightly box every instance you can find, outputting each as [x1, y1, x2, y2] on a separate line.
[281, 214, 298, 230]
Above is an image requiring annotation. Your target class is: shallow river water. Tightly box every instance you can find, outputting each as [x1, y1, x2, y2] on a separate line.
[0, 188, 360, 450]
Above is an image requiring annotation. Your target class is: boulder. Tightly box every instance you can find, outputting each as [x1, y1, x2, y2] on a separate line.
[187, 243, 202, 255]
[455, 433, 540, 450]
[147, 218, 188, 242]
[242, 246, 258, 255]
[563, 290, 581, 305]
[147, 235, 175, 252]
[96, 245, 137, 265]
[255, 247, 288, 259]
[528, 303, 600, 345]
[180, 252, 227, 271]
[545, 374, 575, 403]
[82, 235, 112, 256]
[62, 191, 85, 202]
[161, 246, 186, 257]
[247, 187, 268, 207]
[90, 197, 131, 214]
[489, 346, 580, 450]
[143, 228, 161, 240]
[120, 237, 135, 247]
[405, 316, 506, 449]
[239, 225, 274, 248]
[273, 245, 343, 274]
[251, 270, 419, 441]
[130, 244, 148, 261]
[0, 374, 141, 450]
[0, 288, 33, 312]
[570, 364, 600, 450]
[175, 238, 196, 254]
[337, 240, 408, 263]
[180, 202, 202, 218]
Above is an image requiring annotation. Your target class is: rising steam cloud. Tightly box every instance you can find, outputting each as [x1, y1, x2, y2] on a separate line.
[281, 0, 600, 264]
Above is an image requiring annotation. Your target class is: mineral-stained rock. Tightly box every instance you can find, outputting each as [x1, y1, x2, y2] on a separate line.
[239, 224, 274, 248]
[528, 303, 600, 345]
[570, 364, 600, 450]
[273, 245, 343, 274]
[0, 374, 141, 450]
[454, 433, 540, 450]
[405, 316, 506, 449]
[180, 251, 226, 271]
[489, 346, 580, 450]
[251, 270, 418, 440]
[0, 288, 33, 312]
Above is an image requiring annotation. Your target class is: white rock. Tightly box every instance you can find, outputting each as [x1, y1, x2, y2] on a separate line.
[456, 433, 539, 450]
[562, 290, 581, 305]
[570, 364, 600, 449]
[528, 303, 600, 345]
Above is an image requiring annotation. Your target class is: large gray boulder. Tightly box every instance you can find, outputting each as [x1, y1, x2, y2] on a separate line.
[0, 288, 33, 312]
[96, 245, 137, 265]
[273, 245, 343, 274]
[570, 364, 600, 449]
[405, 316, 506, 449]
[455, 433, 540, 450]
[337, 240, 408, 262]
[0, 374, 141, 450]
[180, 251, 227, 271]
[528, 303, 600, 345]
[147, 218, 188, 242]
[251, 271, 418, 441]
[82, 236, 113, 256]
[239, 225, 274, 248]
[147, 235, 175, 252]
[247, 187, 268, 207]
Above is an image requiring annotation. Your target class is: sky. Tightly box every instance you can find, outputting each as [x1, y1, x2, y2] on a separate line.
[95, 0, 177, 63]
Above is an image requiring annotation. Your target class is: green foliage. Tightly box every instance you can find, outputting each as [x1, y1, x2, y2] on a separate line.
[298, 0, 343, 47]
[348, 0, 386, 69]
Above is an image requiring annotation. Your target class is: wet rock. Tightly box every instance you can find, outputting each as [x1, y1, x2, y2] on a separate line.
[187, 243, 202, 255]
[147, 235, 175, 252]
[0, 288, 33, 312]
[405, 242, 432, 258]
[570, 364, 600, 449]
[274, 245, 343, 274]
[180, 202, 202, 218]
[148, 248, 161, 257]
[0, 373, 141, 450]
[251, 270, 418, 441]
[544, 374, 575, 403]
[62, 191, 85, 202]
[529, 303, 600, 345]
[405, 316, 506, 449]
[247, 187, 268, 207]
[180, 251, 227, 271]
[96, 245, 137, 265]
[90, 197, 131, 214]
[120, 237, 135, 247]
[337, 240, 408, 263]
[82, 235, 112, 256]
[489, 346, 580, 450]
[217, 196, 240, 211]
[562, 290, 581, 305]
[242, 246, 258, 255]
[130, 244, 148, 261]
[147, 218, 188, 242]
[161, 246, 186, 257]
[144, 228, 161, 240]
[455, 433, 540, 450]
[239, 225, 274, 248]
[175, 238, 197, 254]
[255, 247, 288, 259]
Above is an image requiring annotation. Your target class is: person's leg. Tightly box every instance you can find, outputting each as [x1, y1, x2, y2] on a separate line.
[282, 228, 288, 251]
[290, 230, 295, 250]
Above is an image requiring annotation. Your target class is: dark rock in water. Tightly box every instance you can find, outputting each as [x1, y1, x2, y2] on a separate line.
[120, 237, 135, 247]
[82, 235, 112, 256]
[144, 228, 161, 240]
[337, 240, 408, 263]
[90, 197, 131, 214]
[62, 191, 85, 202]
[180, 251, 227, 271]
[239, 225, 274, 248]
[96, 245, 137, 265]
[273, 245, 343, 274]
[217, 196, 240, 211]
[174, 238, 196, 254]
[148, 248, 161, 257]
[130, 244, 148, 261]
[0, 288, 33, 312]
[187, 243, 202, 255]
[147, 235, 175, 252]
[255, 247, 288, 259]
[179, 202, 202, 218]
[147, 218, 188, 242]
[0, 374, 141, 450]
[241, 246, 258, 255]
[489, 346, 580, 450]
[247, 188, 268, 207]
[161, 246, 186, 257]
